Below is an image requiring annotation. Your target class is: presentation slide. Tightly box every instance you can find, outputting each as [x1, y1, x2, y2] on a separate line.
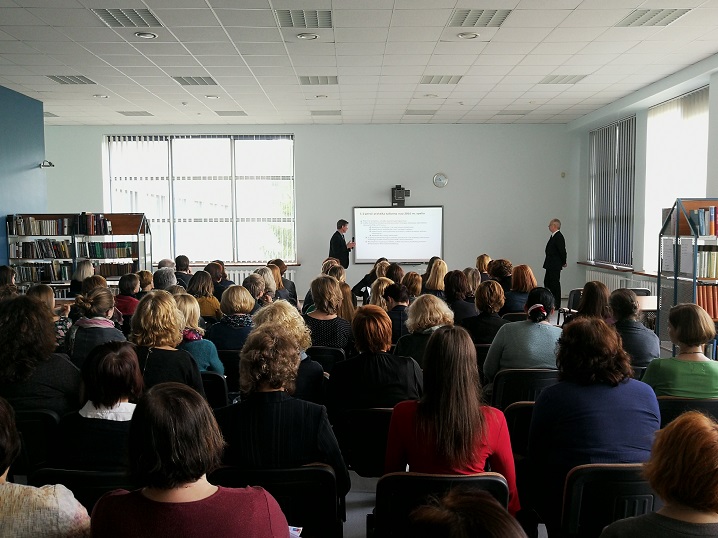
[353, 206, 443, 264]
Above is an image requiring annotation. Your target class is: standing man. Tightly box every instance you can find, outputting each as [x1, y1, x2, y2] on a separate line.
[543, 218, 567, 307]
[329, 219, 355, 269]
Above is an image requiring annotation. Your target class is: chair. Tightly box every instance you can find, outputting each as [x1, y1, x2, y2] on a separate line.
[501, 312, 527, 322]
[332, 408, 393, 478]
[210, 464, 344, 538]
[490, 369, 559, 410]
[657, 397, 718, 427]
[627, 287, 652, 296]
[368, 472, 509, 538]
[28, 468, 135, 512]
[217, 349, 241, 392]
[10, 409, 61, 477]
[632, 366, 647, 380]
[503, 401, 534, 459]
[307, 346, 346, 374]
[557, 288, 583, 325]
[201, 370, 229, 409]
[475, 344, 491, 385]
[561, 463, 662, 538]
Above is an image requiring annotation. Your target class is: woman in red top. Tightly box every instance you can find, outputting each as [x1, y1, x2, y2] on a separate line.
[385, 325, 520, 515]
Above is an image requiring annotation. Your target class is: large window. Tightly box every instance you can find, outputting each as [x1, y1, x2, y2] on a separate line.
[108, 135, 296, 264]
[588, 116, 636, 268]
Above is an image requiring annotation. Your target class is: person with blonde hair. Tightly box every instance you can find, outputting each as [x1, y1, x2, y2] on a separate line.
[375, 260, 390, 279]
[352, 257, 388, 304]
[459, 280, 510, 345]
[206, 285, 254, 351]
[254, 267, 276, 300]
[370, 276, 393, 311]
[463, 267, 481, 297]
[302, 275, 353, 355]
[69, 259, 94, 297]
[475, 254, 492, 282]
[395, 294, 454, 368]
[337, 282, 357, 324]
[187, 270, 222, 321]
[131, 291, 204, 396]
[423, 259, 447, 299]
[175, 294, 223, 374]
[501, 264, 537, 315]
[268, 259, 297, 307]
[267, 263, 292, 303]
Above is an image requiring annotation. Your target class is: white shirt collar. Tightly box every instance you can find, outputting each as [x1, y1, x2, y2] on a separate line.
[79, 400, 136, 421]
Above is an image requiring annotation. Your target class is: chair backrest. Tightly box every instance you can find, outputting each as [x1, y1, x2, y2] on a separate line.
[566, 288, 583, 310]
[491, 369, 560, 410]
[209, 464, 343, 538]
[632, 366, 647, 380]
[11, 409, 61, 476]
[561, 463, 662, 538]
[627, 288, 652, 297]
[657, 397, 718, 428]
[201, 370, 229, 409]
[217, 349, 241, 392]
[307, 346, 346, 374]
[28, 468, 135, 513]
[332, 408, 393, 478]
[371, 472, 509, 538]
[501, 312, 528, 322]
[503, 401, 535, 459]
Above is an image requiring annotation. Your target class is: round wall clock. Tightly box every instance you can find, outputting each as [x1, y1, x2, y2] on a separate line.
[433, 172, 448, 188]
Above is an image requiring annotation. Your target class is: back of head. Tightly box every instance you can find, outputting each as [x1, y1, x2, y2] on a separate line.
[370, 257, 388, 278]
[131, 290, 182, 348]
[338, 282, 357, 323]
[175, 293, 202, 333]
[488, 259, 512, 279]
[0, 265, 15, 286]
[175, 255, 190, 272]
[0, 396, 21, 473]
[26, 283, 54, 311]
[119, 273, 140, 296]
[525, 287, 554, 322]
[326, 264, 346, 283]
[268, 259, 287, 274]
[426, 259, 448, 290]
[402, 272, 422, 297]
[211, 260, 228, 280]
[384, 284, 409, 304]
[475, 254, 491, 273]
[644, 411, 718, 513]
[510, 265, 537, 293]
[130, 383, 224, 489]
[609, 288, 639, 321]
[577, 281, 610, 318]
[424, 256, 440, 278]
[82, 275, 107, 295]
[203, 262, 223, 283]
[311, 274, 342, 314]
[82, 341, 143, 408]
[157, 258, 176, 270]
[463, 268, 481, 296]
[72, 259, 94, 282]
[166, 285, 187, 296]
[240, 324, 300, 394]
[386, 263, 405, 284]
[370, 277, 393, 310]
[267, 264, 284, 290]
[153, 267, 177, 290]
[252, 300, 311, 350]
[669, 303, 716, 346]
[406, 294, 454, 333]
[444, 270, 470, 302]
[187, 270, 214, 298]
[137, 270, 153, 290]
[76, 286, 115, 318]
[242, 273, 265, 300]
[322, 258, 340, 274]
[352, 304, 392, 354]
[475, 280, 505, 314]
[375, 260, 390, 278]
[220, 285, 255, 316]
[254, 266, 276, 294]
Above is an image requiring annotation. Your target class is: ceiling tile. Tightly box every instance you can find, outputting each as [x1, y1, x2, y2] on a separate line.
[333, 9, 392, 27]
[334, 27, 389, 42]
[153, 9, 220, 27]
[226, 26, 282, 42]
[214, 9, 276, 27]
[492, 27, 553, 42]
[387, 27, 443, 42]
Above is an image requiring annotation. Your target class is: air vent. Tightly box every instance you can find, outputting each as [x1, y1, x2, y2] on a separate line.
[311, 110, 341, 116]
[299, 76, 338, 85]
[93, 8, 162, 28]
[275, 10, 332, 28]
[496, 110, 531, 115]
[405, 110, 437, 115]
[46, 75, 96, 85]
[43, 112, 59, 118]
[615, 9, 690, 27]
[117, 111, 154, 116]
[449, 9, 512, 28]
[172, 76, 217, 86]
[215, 111, 248, 116]
[539, 74, 587, 84]
[420, 75, 462, 85]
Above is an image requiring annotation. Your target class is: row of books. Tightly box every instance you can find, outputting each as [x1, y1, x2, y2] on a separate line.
[6, 215, 73, 236]
[95, 262, 138, 277]
[75, 212, 113, 236]
[76, 241, 137, 259]
[690, 208, 718, 236]
[696, 245, 718, 279]
[8, 239, 74, 260]
[697, 285, 718, 319]
[13, 261, 73, 283]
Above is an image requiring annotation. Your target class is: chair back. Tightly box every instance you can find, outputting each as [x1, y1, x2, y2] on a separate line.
[217, 349, 241, 392]
[561, 463, 662, 538]
[307, 346, 346, 374]
[557, 288, 583, 325]
[658, 397, 718, 428]
[210, 464, 343, 538]
[370, 472, 509, 538]
[501, 312, 527, 322]
[627, 288, 651, 297]
[201, 370, 229, 409]
[632, 366, 647, 380]
[29, 468, 135, 513]
[332, 408, 393, 478]
[503, 401, 534, 459]
[490, 369, 559, 410]
[10, 409, 61, 476]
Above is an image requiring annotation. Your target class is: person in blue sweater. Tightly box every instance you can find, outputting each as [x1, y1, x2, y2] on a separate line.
[175, 294, 223, 375]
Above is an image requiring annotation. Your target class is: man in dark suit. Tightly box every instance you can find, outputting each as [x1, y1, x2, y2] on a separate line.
[543, 218, 567, 307]
[328, 219, 355, 269]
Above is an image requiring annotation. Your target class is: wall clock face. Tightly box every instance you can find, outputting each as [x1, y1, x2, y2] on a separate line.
[433, 173, 448, 188]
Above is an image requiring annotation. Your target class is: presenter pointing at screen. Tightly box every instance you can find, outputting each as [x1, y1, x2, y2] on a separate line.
[329, 219, 355, 269]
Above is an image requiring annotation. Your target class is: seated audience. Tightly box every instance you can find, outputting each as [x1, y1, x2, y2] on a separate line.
[0, 265, 15, 286]
[267, 263, 291, 303]
[386, 326, 519, 515]
[444, 270, 478, 323]
[402, 271, 422, 303]
[601, 411, 718, 537]
[268, 259, 297, 307]
[92, 383, 287, 538]
[352, 257, 388, 303]
[254, 267, 277, 301]
[386, 262, 405, 285]
[0, 396, 90, 537]
[370, 277, 393, 311]
[215, 325, 350, 495]
[174, 254, 192, 288]
[243, 273, 268, 315]
[500, 264, 537, 316]
[206, 285, 255, 352]
[175, 294, 223, 374]
[166, 284, 187, 296]
[303, 258, 340, 313]
[26, 283, 72, 353]
[327, 305, 422, 414]
[187, 270, 222, 321]
[642, 303, 718, 397]
[205, 261, 231, 302]
[527, 317, 659, 535]
[422, 259, 447, 299]
[384, 283, 410, 344]
[488, 258, 512, 293]
[395, 294, 454, 369]
[563, 280, 610, 326]
[114, 273, 140, 317]
[130, 291, 205, 396]
[326, 264, 345, 283]
[157, 258, 175, 269]
[302, 275, 353, 356]
[484, 287, 561, 383]
[0, 295, 81, 416]
[337, 282, 357, 323]
[420, 256, 441, 289]
[153, 267, 177, 291]
[375, 260, 390, 278]
[55, 341, 142, 470]
[68, 259, 93, 298]
[460, 280, 510, 345]
[610, 288, 660, 367]
[135, 269, 153, 300]
[462, 268, 480, 300]
[476, 253, 492, 282]
[212, 260, 235, 288]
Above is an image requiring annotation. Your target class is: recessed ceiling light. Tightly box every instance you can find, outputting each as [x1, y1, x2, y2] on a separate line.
[93, 94, 108, 98]
[297, 32, 319, 40]
[458, 32, 479, 39]
[134, 31, 157, 39]
[205, 95, 220, 99]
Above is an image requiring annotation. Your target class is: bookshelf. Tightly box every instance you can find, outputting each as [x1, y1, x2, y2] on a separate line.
[658, 198, 718, 356]
[6, 213, 152, 284]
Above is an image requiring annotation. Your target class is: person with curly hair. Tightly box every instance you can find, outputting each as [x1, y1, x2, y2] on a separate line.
[0, 295, 81, 416]
[215, 323, 350, 496]
[488, 258, 513, 293]
[395, 294, 454, 368]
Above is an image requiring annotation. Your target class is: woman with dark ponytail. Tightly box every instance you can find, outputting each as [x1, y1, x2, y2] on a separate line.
[483, 287, 561, 383]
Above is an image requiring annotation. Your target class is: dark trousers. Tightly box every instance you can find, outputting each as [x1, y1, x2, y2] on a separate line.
[544, 269, 561, 308]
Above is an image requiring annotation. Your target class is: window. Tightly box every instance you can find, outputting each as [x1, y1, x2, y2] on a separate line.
[107, 135, 296, 264]
[588, 116, 636, 268]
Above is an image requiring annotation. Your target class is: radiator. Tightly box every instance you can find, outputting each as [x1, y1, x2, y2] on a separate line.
[226, 268, 296, 284]
[585, 269, 657, 294]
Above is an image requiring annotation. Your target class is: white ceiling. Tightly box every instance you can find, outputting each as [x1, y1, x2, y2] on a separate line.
[2, 0, 718, 125]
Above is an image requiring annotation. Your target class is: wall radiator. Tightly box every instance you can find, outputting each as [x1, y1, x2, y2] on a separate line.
[585, 269, 657, 295]
[225, 268, 296, 283]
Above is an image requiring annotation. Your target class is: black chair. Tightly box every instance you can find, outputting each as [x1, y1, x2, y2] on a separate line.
[561, 463, 662, 538]
[332, 408, 393, 478]
[368, 472, 509, 538]
[307, 346, 346, 375]
[501, 312, 527, 322]
[557, 288, 583, 325]
[28, 468, 135, 512]
[10, 409, 61, 477]
[210, 464, 344, 538]
[503, 401, 534, 459]
[201, 370, 229, 409]
[475, 344, 491, 386]
[632, 366, 647, 380]
[217, 349, 241, 393]
[657, 396, 718, 427]
[490, 369, 559, 410]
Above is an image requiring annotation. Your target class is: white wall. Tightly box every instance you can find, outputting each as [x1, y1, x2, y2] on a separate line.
[45, 123, 576, 296]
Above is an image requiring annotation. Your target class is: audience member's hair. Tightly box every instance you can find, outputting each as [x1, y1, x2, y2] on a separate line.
[254, 267, 276, 295]
[386, 263, 405, 284]
[82, 341, 143, 408]
[488, 259, 512, 279]
[0, 265, 15, 286]
[463, 268, 481, 296]
[175, 255, 190, 272]
[220, 285, 255, 315]
[338, 282, 357, 323]
[370, 277, 393, 311]
[157, 259, 175, 270]
[311, 275, 342, 315]
[384, 283, 409, 304]
[352, 305, 393, 354]
[129, 383, 224, 489]
[252, 301, 311, 351]
[402, 271, 422, 298]
[475, 254, 491, 273]
[0, 396, 21, 473]
[368, 258, 389, 279]
[72, 259, 94, 282]
[444, 270, 471, 302]
[574, 280, 610, 319]
[118, 273, 140, 296]
[326, 264, 346, 283]
[240, 325, 300, 394]
[82, 275, 107, 295]
[510, 265, 537, 293]
[187, 270, 214, 299]
[26, 283, 55, 311]
[268, 259, 287, 275]
[525, 287, 554, 323]
[211, 260, 229, 281]
[204, 262, 223, 283]
[75, 287, 115, 318]
[475, 280, 505, 314]
[423, 256, 441, 280]
[406, 294, 454, 333]
[321, 258, 340, 274]
[669, 303, 716, 346]
[0, 295, 56, 383]
[0, 285, 18, 302]
[175, 294, 204, 335]
[375, 260, 390, 279]
[426, 259, 448, 291]
[557, 317, 632, 386]
[609, 289, 639, 321]
[166, 285, 187, 296]
[153, 267, 177, 290]
[242, 274, 265, 300]
[131, 291, 183, 348]
[137, 270, 153, 290]
[267, 264, 284, 291]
